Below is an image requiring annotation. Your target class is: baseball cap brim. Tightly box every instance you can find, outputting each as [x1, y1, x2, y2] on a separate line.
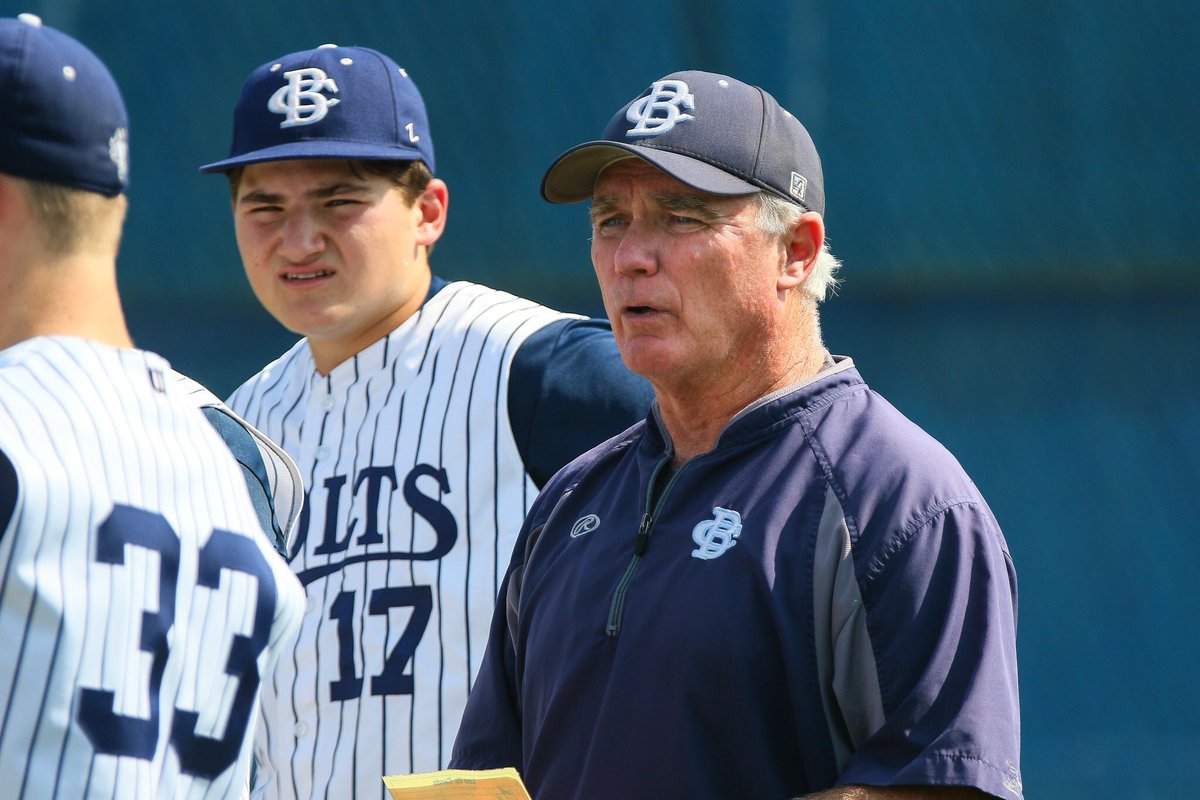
[541, 141, 761, 204]
[199, 139, 426, 174]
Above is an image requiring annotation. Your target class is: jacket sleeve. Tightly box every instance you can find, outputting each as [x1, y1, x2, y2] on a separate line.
[837, 499, 1022, 799]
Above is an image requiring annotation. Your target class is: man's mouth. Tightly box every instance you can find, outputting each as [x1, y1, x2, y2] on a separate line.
[284, 270, 334, 281]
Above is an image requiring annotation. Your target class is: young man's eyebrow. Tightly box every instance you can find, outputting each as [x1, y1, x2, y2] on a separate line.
[237, 182, 371, 206]
[237, 189, 283, 206]
[310, 182, 370, 199]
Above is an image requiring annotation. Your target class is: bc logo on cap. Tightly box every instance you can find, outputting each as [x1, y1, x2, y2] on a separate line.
[268, 67, 340, 128]
[625, 79, 695, 138]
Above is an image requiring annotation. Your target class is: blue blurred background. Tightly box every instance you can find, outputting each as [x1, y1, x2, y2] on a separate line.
[15, 1, 1199, 795]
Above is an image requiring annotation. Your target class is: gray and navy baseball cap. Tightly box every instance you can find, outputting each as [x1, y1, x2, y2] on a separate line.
[542, 70, 823, 215]
[200, 44, 434, 174]
[0, 13, 129, 196]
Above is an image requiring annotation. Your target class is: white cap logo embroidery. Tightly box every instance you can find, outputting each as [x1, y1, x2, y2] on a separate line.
[625, 79, 695, 138]
[268, 67, 341, 128]
[108, 127, 129, 184]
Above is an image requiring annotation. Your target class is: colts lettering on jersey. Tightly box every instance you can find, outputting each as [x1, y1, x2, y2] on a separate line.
[291, 464, 454, 703]
[291, 463, 455, 582]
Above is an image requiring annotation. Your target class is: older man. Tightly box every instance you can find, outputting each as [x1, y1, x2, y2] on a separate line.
[450, 71, 1022, 800]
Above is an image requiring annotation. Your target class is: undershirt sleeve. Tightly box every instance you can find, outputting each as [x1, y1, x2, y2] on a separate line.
[0, 449, 17, 544]
[507, 318, 653, 488]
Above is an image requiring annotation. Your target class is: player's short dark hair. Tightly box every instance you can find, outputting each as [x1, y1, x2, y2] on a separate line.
[354, 160, 438, 256]
[348, 159, 433, 204]
[225, 159, 433, 205]
[18, 176, 126, 258]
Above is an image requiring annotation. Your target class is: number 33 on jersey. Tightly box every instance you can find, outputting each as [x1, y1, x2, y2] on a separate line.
[0, 340, 305, 799]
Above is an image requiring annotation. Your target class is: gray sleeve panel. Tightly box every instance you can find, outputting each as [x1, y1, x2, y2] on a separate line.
[812, 484, 885, 773]
[174, 368, 304, 552]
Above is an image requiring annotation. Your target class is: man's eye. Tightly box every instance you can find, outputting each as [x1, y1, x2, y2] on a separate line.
[326, 198, 359, 208]
[595, 216, 625, 229]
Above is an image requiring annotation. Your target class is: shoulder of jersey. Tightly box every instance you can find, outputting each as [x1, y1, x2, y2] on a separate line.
[227, 339, 313, 406]
[167, 367, 305, 547]
[442, 280, 585, 322]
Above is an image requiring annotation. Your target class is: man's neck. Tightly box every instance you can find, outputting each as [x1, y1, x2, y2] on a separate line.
[0, 254, 132, 351]
[654, 340, 827, 467]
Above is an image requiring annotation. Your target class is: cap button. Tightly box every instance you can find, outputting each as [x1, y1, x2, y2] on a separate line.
[17, 12, 43, 27]
[318, 43, 339, 49]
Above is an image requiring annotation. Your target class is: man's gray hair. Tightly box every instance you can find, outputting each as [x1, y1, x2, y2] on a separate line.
[755, 192, 841, 302]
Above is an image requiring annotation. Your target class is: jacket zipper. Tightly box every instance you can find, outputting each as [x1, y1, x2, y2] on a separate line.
[606, 456, 684, 637]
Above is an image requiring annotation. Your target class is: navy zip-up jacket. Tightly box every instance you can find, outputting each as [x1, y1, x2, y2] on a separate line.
[452, 357, 1022, 800]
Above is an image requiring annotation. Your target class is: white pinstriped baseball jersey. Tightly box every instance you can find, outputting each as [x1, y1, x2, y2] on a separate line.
[0, 337, 305, 799]
[228, 281, 579, 800]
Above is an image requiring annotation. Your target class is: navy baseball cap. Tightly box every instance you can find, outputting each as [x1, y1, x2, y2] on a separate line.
[0, 13, 129, 196]
[200, 44, 435, 174]
[542, 70, 823, 215]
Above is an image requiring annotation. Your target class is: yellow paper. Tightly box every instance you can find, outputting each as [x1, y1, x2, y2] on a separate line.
[382, 767, 532, 799]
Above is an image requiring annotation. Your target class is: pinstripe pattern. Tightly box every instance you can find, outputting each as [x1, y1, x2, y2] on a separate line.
[0, 337, 305, 800]
[228, 282, 577, 800]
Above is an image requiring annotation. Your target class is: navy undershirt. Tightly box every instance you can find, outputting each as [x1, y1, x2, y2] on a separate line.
[0, 450, 15, 541]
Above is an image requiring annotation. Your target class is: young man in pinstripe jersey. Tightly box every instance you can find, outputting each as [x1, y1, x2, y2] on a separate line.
[0, 14, 306, 798]
[200, 44, 653, 798]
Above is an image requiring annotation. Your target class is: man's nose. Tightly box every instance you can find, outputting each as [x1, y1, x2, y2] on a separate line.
[277, 210, 325, 262]
[611, 222, 659, 277]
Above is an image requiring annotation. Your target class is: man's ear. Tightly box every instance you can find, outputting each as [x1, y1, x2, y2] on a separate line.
[777, 211, 825, 294]
[414, 178, 449, 247]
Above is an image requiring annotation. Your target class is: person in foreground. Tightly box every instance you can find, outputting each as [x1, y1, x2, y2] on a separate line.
[0, 14, 304, 798]
[198, 44, 653, 798]
[450, 70, 1022, 800]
